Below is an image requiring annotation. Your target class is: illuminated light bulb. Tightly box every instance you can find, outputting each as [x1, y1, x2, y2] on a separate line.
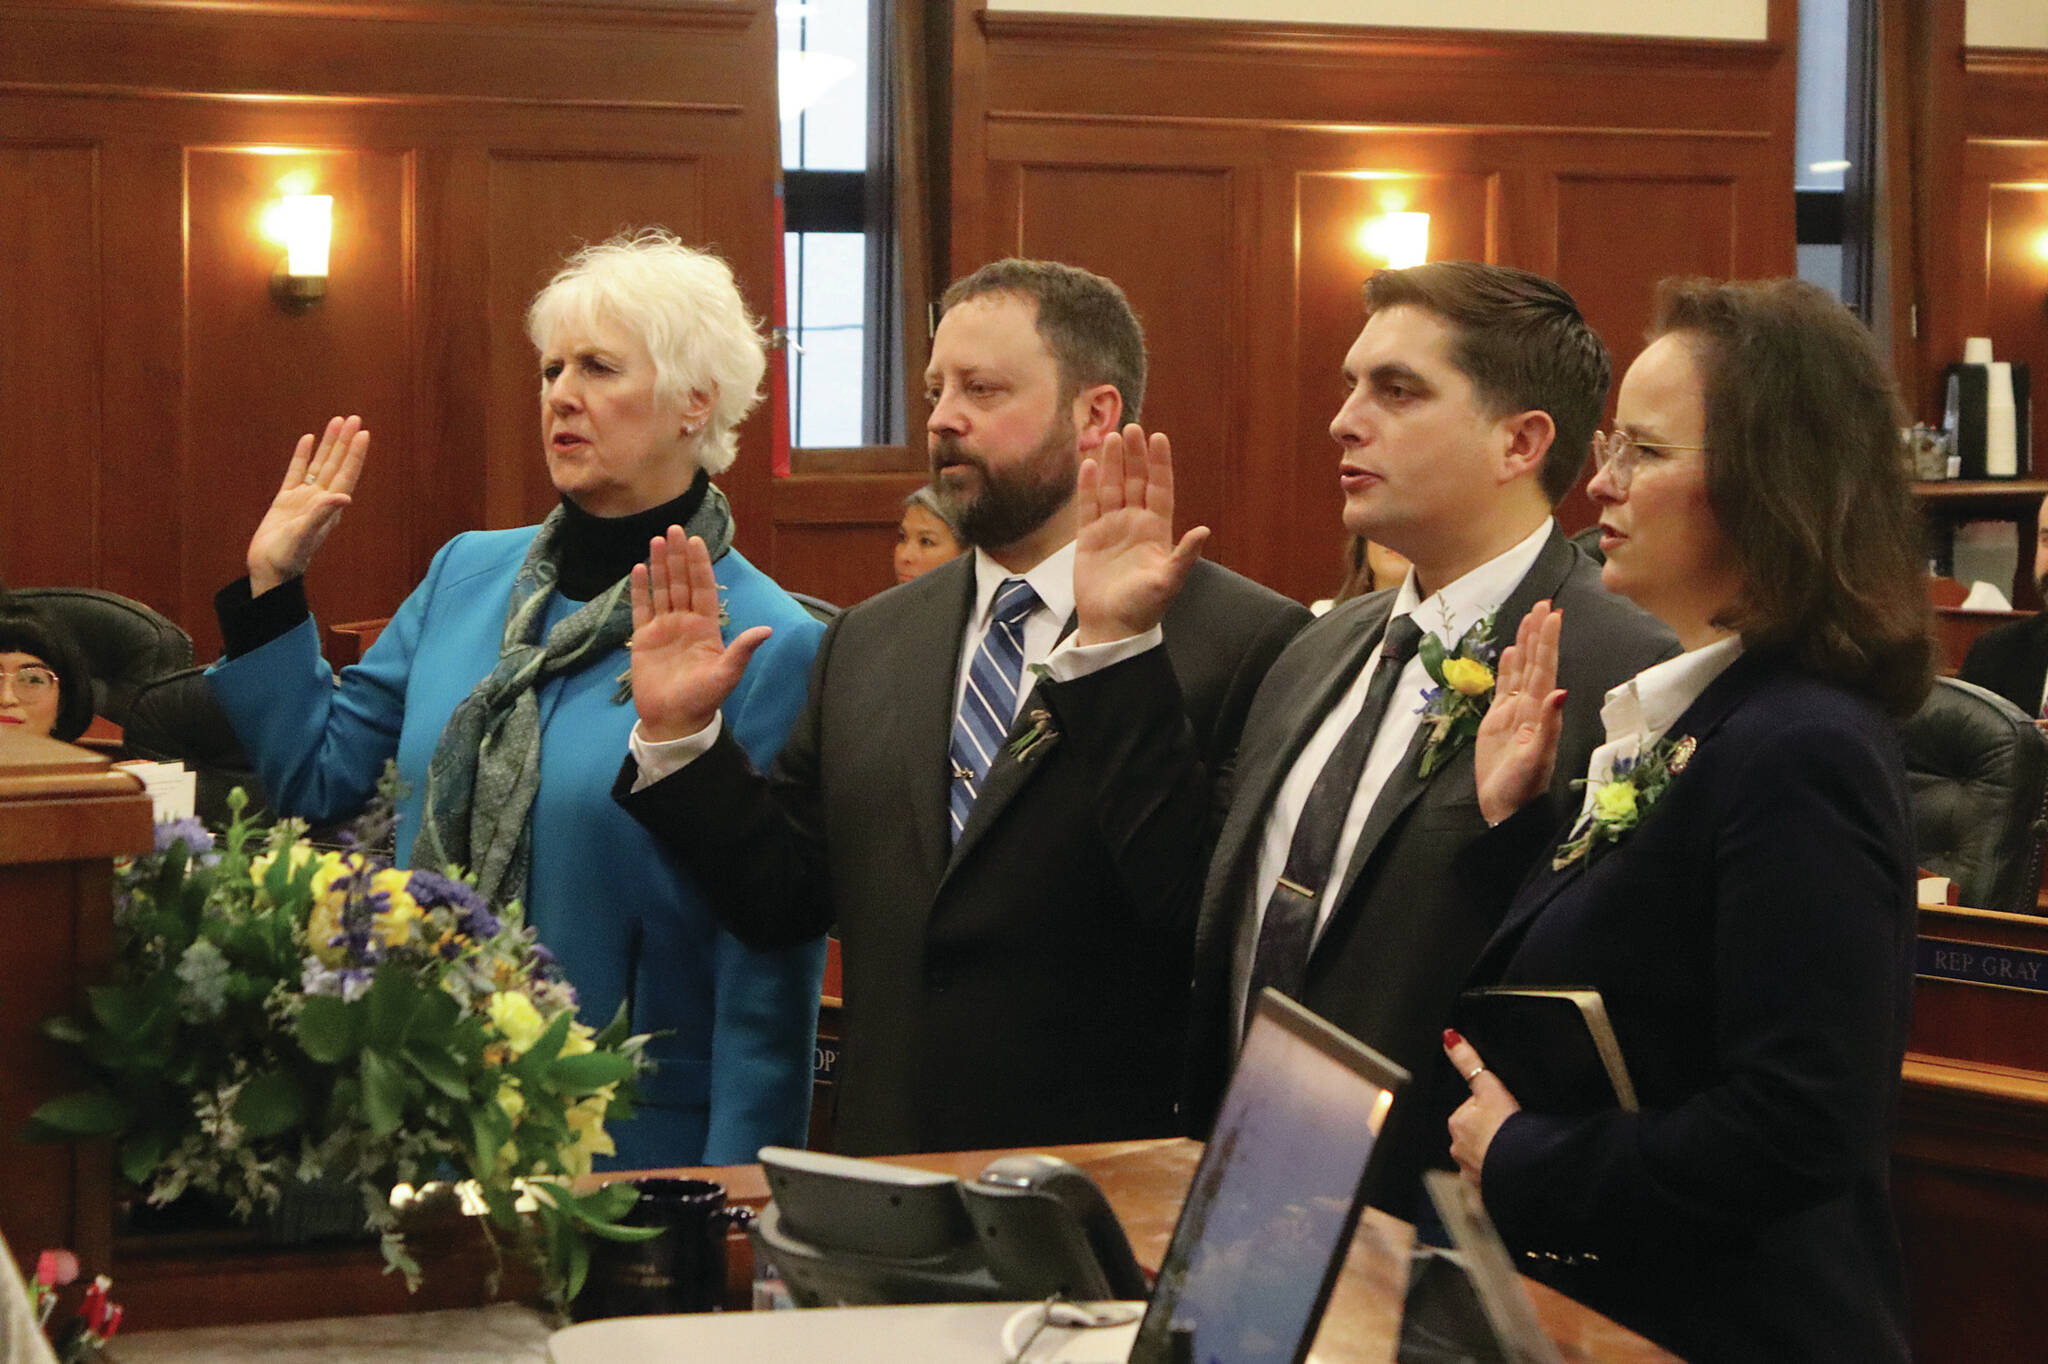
[1358, 212, 1430, 269]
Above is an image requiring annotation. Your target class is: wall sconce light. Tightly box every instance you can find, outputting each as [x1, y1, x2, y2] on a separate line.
[1359, 211, 1430, 270]
[267, 192, 332, 307]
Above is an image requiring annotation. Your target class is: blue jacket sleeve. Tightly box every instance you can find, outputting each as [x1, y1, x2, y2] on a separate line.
[700, 608, 831, 1160]
[205, 552, 442, 824]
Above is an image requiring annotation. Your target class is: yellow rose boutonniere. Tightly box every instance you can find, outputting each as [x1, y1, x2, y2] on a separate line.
[1416, 613, 1499, 778]
[1553, 734, 1697, 870]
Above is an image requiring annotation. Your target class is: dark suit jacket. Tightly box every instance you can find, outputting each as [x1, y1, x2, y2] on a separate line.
[1463, 651, 1914, 1364]
[1184, 528, 1676, 1215]
[1959, 609, 2048, 716]
[617, 554, 1309, 1155]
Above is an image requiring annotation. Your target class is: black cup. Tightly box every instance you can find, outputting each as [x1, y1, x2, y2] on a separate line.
[572, 1177, 750, 1321]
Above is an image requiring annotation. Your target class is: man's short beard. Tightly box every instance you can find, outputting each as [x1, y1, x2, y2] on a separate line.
[929, 417, 1078, 551]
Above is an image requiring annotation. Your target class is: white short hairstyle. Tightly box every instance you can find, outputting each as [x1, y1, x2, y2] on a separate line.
[525, 229, 768, 476]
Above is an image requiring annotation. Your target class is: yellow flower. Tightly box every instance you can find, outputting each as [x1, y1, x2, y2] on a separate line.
[369, 868, 424, 949]
[562, 1091, 617, 1177]
[496, 1078, 526, 1127]
[1441, 657, 1495, 697]
[486, 991, 546, 1055]
[1593, 780, 1638, 823]
[561, 1022, 596, 1058]
[250, 842, 318, 906]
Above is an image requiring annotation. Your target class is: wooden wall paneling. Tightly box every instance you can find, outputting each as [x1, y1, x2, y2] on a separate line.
[0, 142, 100, 591]
[1979, 155, 2048, 475]
[94, 138, 191, 619]
[1283, 169, 1498, 602]
[1006, 164, 1241, 563]
[768, 470, 927, 605]
[482, 153, 708, 532]
[181, 147, 417, 661]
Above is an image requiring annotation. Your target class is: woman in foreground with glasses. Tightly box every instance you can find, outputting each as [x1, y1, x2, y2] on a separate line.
[1442, 277, 1930, 1362]
[0, 600, 93, 741]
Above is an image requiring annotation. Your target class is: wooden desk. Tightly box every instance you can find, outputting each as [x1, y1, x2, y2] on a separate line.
[594, 1139, 1675, 1363]
[1896, 904, 2048, 1364]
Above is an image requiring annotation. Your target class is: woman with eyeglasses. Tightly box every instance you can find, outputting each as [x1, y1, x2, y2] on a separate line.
[1441, 277, 1931, 1362]
[0, 601, 94, 742]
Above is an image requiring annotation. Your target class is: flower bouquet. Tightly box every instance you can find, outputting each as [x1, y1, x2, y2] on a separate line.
[24, 776, 657, 1307]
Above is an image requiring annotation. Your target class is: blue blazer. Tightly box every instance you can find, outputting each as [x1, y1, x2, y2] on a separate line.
[208, 528, 828, 1169]
[1464, 650, 1915, 1363]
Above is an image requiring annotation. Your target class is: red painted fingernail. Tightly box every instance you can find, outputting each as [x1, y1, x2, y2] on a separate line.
[1443, 1029, 1463, 1049]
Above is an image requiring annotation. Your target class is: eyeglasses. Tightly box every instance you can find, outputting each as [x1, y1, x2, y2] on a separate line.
[1590, 430, 1707, 495]
[0, 665, 60, 697]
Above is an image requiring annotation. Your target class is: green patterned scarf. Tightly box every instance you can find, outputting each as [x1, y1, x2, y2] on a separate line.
[413, 485, 733, 906]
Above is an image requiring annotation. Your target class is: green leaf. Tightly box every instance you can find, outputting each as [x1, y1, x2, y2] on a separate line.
[413, 988, 461, 1043]
[523, 1010, 574, 1070]
[233, 1069, 306, 1139]
[119, 1129, 168, 1186]
[590, 1000, 632, 1051]
[578, 1180, 641, 1225]
[579, 1219, 664, 1244]
[86, 985, 162, 1043]
[30, 1090, 135, 1137]
[365, 969, 421, 1049]
[359, 1048, 407, 1138]
[544, 1051, 634, 1096]
[40, 1014, 89, 1046]
[298, 994, 357, 1063]
[1416, 631, 1448, 686]
[406, 1043, 471, 1101]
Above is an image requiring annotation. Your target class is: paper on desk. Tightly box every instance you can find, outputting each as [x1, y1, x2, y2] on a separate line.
[1958, 581, 2014, 612]
[116, 760, 196, 822]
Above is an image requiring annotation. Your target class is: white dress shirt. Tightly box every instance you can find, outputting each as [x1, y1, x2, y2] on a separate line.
[1570, 632, 1744, 827]
[1240, 519, 1556, 991]
[629, 539, 1156, 787]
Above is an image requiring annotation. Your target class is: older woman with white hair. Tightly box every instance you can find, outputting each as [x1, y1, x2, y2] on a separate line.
[207, 230, 827, 1168]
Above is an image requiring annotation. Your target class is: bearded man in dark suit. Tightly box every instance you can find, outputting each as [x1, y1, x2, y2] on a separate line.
[1154, 263, 1676, 1218]
[1960, 514, 2048, 720]
[612, 259, 1309, 1156]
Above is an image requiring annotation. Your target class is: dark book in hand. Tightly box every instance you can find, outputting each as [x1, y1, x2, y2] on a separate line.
[1451, 988, 1637, 1114]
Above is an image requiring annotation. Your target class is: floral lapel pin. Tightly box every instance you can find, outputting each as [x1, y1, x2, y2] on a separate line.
[1415, 611, 1499, 778]
[1006, 707, 1060, 764]
[1551, 733, 1697, 870]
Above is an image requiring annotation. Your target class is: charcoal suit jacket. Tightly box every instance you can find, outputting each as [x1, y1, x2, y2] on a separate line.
[1183, 528, 1676, 1215]
[1959, 609, 2048, 717]
[616, 552, 1309, 1155]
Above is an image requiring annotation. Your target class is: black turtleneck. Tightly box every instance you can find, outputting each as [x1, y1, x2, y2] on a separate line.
[554, 471, 709, 602]
[216, 470, 710, 657]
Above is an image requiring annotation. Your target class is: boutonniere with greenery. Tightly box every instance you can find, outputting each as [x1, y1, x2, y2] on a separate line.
[1415, 612, 1499, 778]
[1006, 707, 1059, 763]
[1551, 733, 1698, 870]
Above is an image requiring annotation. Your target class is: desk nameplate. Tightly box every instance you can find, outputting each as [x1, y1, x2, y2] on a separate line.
[1917, 935, 2048, 995]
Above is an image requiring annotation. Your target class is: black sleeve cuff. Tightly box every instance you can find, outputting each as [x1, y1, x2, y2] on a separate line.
[216, 575, 311, 660]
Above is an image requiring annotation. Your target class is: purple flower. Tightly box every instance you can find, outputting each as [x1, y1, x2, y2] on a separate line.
[154, 817, 215, 857]
[406, 869, 500, 940]
[301, 961, 374, 1001]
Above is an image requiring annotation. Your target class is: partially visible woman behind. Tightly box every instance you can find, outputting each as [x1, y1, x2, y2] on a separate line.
[1446, 277, 1931, 1361]
[1313, 534, 1412, 615]
[207, 230, 828, 1168]
[0, 599, 94, 741]
[893, 486, 966, 584]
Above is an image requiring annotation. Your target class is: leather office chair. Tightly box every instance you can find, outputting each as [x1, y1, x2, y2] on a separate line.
[789, 592, 841, 624]
[1903, 676, 2048, 916]
[10, 587, 193, 728]
[120, 666, 269, 828]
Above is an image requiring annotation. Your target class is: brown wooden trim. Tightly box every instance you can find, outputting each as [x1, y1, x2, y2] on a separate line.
[985, 109, 1777, 141]
[771, 472, 930, 525]
[788, 444, 927, 476]
[976, 10, 1782, 67]
[8, 0, 755, 28]
[0, 81, 748, 114]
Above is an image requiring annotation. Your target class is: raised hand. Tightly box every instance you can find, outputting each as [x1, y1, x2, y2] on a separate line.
[1072, 423, 1210, 646]
[628, 527, 773, 742]
[1473, 600, 1566, 827]
[248, 415, 370, 597]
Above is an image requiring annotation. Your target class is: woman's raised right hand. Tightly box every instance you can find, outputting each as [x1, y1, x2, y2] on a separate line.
[248, 415, 369, 597]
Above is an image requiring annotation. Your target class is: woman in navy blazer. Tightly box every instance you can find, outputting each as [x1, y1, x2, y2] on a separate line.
[1443, 278, 1934, 1362]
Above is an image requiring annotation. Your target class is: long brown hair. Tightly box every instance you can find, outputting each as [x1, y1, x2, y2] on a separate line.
[1651, 277, 1933, 716]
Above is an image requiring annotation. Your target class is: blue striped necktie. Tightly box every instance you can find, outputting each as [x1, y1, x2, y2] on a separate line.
[949, 577, 1042, 842]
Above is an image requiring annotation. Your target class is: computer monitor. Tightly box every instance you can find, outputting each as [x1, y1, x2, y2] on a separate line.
[1124, 988, 1408, 1364]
